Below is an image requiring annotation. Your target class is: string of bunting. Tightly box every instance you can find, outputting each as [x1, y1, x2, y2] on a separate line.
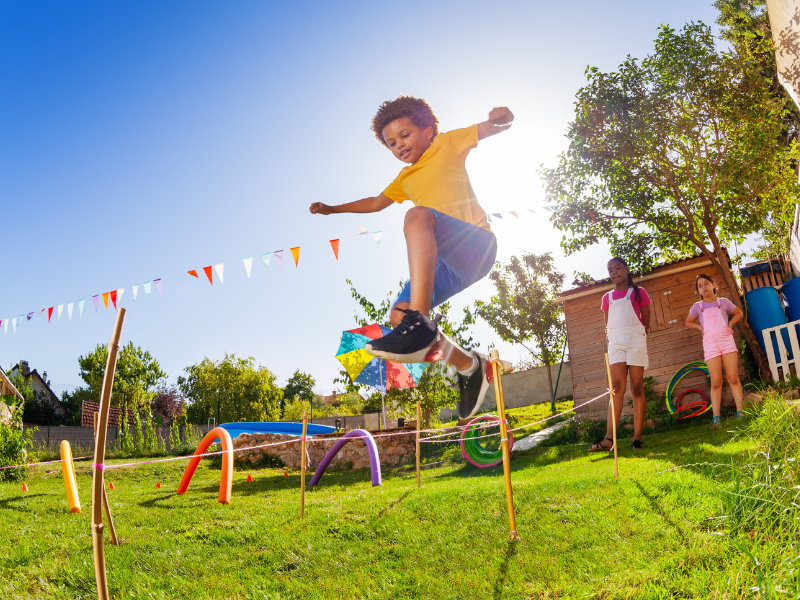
[1, 209, 540, 338]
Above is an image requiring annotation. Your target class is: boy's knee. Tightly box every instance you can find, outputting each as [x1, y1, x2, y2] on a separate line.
[404, 206, 435, 229]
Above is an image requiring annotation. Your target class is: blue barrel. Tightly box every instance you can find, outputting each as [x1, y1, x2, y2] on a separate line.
[782, 277, 800, 322]
[744, 287, 790, 359]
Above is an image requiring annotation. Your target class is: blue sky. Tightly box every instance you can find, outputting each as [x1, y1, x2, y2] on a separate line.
[0, 0, 722, 394]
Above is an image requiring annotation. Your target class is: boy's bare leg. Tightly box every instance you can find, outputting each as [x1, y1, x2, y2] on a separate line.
[404, 207, 438, 314]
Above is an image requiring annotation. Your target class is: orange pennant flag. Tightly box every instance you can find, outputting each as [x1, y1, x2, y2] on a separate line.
[203, 266, 213, 285]
[330, 239, 339, 261]
[188, 270, 198, 278]
[110, 290, 118, 309]
[102, 292, 109, 310]
[290, 246, 300, 267]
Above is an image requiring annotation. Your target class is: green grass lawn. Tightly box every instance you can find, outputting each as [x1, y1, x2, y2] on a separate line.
[0, 416, 766, 599]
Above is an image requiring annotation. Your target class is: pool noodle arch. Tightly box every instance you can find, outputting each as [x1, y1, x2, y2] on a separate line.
[60, 440, 81, 513]
[308, 429, 382, 487]
[177, 427, 234, 504]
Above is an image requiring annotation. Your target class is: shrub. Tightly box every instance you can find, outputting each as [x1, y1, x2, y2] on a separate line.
[0, 425, 34, 482]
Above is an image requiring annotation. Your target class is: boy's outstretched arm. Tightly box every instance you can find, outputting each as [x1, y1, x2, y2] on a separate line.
[310, 193, 394, 215]
[477, 107, 514, 140]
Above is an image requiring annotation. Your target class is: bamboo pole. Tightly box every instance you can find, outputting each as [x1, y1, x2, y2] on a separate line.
[91, 308, 126, 600]
[93, 413, 119, 546]
[415, 400, 421, 489]
[300, 411, 308, 519]
[604, 353, 620, 479]
[490, 350, 520, 541]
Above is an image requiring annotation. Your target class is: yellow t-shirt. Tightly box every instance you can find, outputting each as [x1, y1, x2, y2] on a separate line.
[382, 125, 491, 232]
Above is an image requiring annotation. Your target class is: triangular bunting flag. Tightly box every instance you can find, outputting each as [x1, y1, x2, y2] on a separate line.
[492, 213, 503, 219]
[262, 252, 272, 270]
[487, 214, 493, 223]
[118, 288, 124, 302]
[57, 304, 63, 320]
[132, 285, 139, 301]
[47, 307, 53, 322]
[27, 312, 34, 321]
[68, 302, 74, 320]
[526, 208, 536, 214]
[144, 281, 152, 297]
[79, 299, 84, 318]
[356, 221, 369, 235]
[372, 231, 383, 247]
[543, 205, 559, 212]
[509, 211, 518, 219]
[3, 320, 6, 335]
[243, 258, 253, 278]
[154, 279, 162, 295]
[12, 318, 16, 334]
[93, 294, 100, 312]
[290, 247, 300, 267]
[188, 270, 198, 278]
[110, 290, 118, 309]
[330, 239, 339, 261]
[274, 250, 283, 269]
[203, 267, 213, 285]
[102, 292, 109, 310]
[213, 265, 223, 285]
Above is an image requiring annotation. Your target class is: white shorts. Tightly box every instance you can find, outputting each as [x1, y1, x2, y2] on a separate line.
[608, 330, 649, 368]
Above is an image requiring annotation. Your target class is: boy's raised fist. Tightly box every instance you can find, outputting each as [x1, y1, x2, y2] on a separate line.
[309, 202, 332, 215]
[488, 107, 514, 126]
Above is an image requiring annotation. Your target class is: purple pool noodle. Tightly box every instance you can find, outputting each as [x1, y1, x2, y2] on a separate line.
[308, 429, 382, 487]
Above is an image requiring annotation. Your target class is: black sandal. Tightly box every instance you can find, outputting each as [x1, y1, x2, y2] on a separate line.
[631, 440, 643, 450]
[589, 437, 614, 452]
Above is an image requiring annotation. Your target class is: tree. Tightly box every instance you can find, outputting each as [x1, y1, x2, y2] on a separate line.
[472, 252, 566, 410]
[151, 385, 186, 426]
[283, 370, 316, 412]
[539, 22, 800, 378]
[179, 354, 283, 424]
[67, 342, 167, 412]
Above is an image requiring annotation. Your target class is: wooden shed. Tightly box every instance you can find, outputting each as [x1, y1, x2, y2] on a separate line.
[556, 254, 746, 420]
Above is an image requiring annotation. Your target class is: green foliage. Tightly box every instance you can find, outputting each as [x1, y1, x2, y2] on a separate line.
[282, 370, 316, 413]
[119, 413, 133, 453]
[133, 411, 143, 450]
[0, 425, 33, 481]
[144, 412, 157, 452]
[179, 354, 283, 424]
[68, 342, 167, 412]
[169, 418, 182, 451]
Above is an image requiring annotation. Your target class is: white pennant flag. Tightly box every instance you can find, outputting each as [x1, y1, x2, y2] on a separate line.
[356, 221, 369, 235]
[372, 231, 383, 247]
[118, 288, 125, 304]
[143, 281, 152, 297]
[68, 302, 74, 320]
[12, 317, 17, 334]
[3, 319, 7, 335]
[132, 284, 139, 301]
[57, 304, 64, 320]
[214, 263, 224, 285]
[243, 257, 253, 278]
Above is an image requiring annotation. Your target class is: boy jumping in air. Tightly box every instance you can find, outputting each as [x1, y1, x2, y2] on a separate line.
[310, 96, 513, 418]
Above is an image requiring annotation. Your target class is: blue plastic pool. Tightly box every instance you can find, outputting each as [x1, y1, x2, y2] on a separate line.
[219, 421, 336, 439]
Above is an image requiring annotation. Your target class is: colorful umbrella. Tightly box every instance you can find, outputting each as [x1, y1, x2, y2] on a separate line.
[335, 324, 429, 393]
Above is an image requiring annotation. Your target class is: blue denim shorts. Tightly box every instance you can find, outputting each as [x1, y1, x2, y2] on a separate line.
[394, 208, 497, 309]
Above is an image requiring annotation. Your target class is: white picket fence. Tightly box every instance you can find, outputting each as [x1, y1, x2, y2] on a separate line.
[762, 319, 800, 381]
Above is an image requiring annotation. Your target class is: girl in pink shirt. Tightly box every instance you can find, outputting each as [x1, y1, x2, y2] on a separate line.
[685, 273, 745, 428]
[590, 257, 652, 452]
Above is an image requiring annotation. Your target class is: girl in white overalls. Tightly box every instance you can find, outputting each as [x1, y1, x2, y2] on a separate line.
[590, 257, 651, 452]
[685, 273, 745, 428]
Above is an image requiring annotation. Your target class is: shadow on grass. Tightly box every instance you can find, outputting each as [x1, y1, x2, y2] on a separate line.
[0, 493, 47, 512]
[137, 492, 176, 509]
[632, 480, 687, 541]
[492, 539, 519, 600]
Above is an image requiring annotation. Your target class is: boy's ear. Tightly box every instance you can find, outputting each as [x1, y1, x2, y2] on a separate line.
[423, 126, 434, 142]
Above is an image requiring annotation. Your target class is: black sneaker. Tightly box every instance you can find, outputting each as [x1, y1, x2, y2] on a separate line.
[365, 308, 439, 363]
[458, 352, 491, 419]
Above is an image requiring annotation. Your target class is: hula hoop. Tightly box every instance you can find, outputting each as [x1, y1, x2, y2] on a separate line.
[665, 361, 711, 416]
[675, 389, 709, 419]
[460, 415, 514, 468]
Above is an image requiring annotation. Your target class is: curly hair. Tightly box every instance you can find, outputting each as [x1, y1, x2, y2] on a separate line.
[371, 95, 439, 147]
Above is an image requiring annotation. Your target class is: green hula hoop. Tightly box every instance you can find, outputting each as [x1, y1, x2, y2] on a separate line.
[460, 415, 514, 468]
[665, 361, 711, 415]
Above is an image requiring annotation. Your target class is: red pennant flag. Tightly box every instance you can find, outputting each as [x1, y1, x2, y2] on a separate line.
[330, 239, 339, 261]
[47, 307, 53, 322]
[290, 246, 300, 267]
[110, 290, 118, 309]
[188, 270, 198, 278]
[102, 292, 109, 310]
[203, 266, 213, 285]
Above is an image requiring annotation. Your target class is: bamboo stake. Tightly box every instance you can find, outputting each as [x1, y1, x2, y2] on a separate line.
[91, 308, 126, 600]
[300, 411, 308, 519]
[604, 353, 620, 479]
[93, 413, 119, 546]
[415, 400, 421, 489]
[490, 350, 520, 541]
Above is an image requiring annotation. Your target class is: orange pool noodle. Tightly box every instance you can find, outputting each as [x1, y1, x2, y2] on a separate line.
[59, 440, 82, 513]
[22, 483, 28, 492]
[176, 427, 233, 504]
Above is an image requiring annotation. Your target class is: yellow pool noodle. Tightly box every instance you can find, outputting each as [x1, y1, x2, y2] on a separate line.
[60, 440, 81, 513]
